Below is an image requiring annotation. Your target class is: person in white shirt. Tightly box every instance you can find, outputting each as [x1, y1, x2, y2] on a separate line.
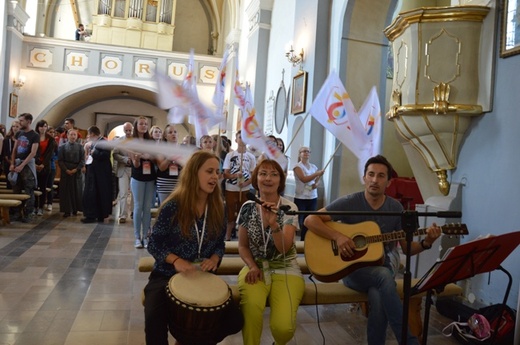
[222, 130, 256, 240]
[292, 146, 324, 240]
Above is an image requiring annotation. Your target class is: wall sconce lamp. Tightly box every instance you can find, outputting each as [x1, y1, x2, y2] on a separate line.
[286, 46, 304, 67]
[13, 76, 25, 90]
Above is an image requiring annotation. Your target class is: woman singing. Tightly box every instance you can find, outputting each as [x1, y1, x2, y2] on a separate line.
[237, 159, 304, 345]
[144, 150, 242, 345]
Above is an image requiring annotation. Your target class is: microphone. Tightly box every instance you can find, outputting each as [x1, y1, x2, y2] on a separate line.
[246, 192, 291, 213]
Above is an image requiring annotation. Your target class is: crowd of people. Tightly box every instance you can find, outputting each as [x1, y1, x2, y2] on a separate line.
[1, 113, 444, 345]
[0, 114, 299, 239]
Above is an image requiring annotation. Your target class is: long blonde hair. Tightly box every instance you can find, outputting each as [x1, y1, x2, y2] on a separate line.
[161, 151, 224, 238]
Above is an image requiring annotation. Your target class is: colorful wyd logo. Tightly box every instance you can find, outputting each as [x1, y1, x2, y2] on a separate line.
[234, 77, 246, 109]
[365, 115, 375, 136]
[244, 108, 262, 139]
[172, 83, 188, 102]
[218, 68, 226, 88]
[325, 87, 352, 126]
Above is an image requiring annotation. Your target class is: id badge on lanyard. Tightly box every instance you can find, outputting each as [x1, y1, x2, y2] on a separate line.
[169, 163, 178, 176]
[142, 161, 151, 175]
[261, 259, 271, 285]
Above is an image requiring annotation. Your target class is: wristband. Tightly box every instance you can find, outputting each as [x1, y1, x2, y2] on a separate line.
[420, 239, 432, 250]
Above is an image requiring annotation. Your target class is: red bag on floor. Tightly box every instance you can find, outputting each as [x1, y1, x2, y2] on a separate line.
[442, 313, 491, 344]
[478, 304, 516, 345]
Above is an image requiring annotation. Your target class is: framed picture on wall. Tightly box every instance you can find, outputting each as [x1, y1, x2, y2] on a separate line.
[291, 71, 307, 114]
[500, 0, 520, 57]
[9, 93, 18, 118]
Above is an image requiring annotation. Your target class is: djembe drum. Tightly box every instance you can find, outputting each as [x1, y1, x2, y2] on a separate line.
[166, 270, 232, 344]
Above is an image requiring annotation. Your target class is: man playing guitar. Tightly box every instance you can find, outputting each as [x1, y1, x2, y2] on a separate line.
[305, 155, 441, 345]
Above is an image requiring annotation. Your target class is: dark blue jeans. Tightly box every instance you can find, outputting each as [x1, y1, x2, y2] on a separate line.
[344, 266, 420, 345]
[293, 197, 317, 241]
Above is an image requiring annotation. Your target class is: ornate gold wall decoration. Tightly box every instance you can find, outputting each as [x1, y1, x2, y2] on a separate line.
[384, 6, 490, 195]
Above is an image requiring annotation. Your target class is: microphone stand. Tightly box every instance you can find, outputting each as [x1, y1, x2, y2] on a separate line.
[283, 208, 461, 345]
[401, 210, 419, 345]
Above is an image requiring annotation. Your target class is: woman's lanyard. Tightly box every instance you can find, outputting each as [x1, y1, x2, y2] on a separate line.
[194, 204, 208, 260]
[258, 199, 281, 258]
[91, 136, 100, 149]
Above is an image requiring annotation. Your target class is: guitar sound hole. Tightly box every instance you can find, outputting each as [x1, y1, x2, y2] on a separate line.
[352, 235, 367, 249]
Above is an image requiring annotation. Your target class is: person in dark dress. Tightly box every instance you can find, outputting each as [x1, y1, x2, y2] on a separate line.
[2, 121, 21, 189]
[58, 129, 85, 217]
[81, 126, 113, 223]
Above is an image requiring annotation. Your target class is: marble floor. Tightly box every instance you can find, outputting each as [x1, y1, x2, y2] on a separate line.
[0, 204, 462, 345]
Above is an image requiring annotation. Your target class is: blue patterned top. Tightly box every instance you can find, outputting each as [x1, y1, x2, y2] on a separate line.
[147, 199, 226, 277]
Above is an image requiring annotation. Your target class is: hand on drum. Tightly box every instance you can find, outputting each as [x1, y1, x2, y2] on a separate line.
[174, 258, 198, 273]
[174, 256, 220, 273]
[199, 257, 220, 272]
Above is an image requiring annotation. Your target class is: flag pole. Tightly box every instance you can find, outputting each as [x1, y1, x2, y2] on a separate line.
[322, 142, 342, 172]
[284, 112, 310, 153]
[314, 142, 342, 186]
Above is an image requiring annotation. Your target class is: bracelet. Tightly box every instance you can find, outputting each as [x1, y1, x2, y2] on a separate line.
[420, 239, 432, 250]
[172, 257, 180, 266]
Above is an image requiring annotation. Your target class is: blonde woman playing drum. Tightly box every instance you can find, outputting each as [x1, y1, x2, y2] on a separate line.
[144, 150, 243, 345]
[237, 159, 304, 345]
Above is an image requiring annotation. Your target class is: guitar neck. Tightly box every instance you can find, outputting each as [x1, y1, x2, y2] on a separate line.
[367, 228, 429, 244]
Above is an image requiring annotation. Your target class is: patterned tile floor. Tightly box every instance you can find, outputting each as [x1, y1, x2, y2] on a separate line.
[0, 205, 462, 344]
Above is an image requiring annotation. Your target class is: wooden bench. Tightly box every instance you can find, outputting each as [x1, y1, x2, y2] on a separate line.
[0, 194, 30, 201]
[138, 256, 310, 275]
[223, 240, 304, 254]
[0, 194, 32, 221]
[137, 255, 462, 339]
[0, 199, 22, 224]
[0, 190, 43, 196]
[0, 189, 17, 194]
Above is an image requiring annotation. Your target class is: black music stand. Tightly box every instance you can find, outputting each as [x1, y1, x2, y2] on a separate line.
[411, 231, 520, 345]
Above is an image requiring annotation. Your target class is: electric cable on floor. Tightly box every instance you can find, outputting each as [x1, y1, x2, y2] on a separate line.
[309, 274, 326, 345]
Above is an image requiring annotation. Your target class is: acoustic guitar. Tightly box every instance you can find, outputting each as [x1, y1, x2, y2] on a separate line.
[304, 221, 468, 282]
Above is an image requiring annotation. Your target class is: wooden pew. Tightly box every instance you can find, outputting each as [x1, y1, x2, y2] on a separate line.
[137, 254, 462, 339]
[224, 240, 304, 254]
[0, 199, 22, 224]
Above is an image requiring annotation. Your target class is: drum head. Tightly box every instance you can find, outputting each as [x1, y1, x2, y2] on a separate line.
[169, 270, 230, 307]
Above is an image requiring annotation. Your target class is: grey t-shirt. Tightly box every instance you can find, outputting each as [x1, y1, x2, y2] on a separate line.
[326, 191, 404, 275]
